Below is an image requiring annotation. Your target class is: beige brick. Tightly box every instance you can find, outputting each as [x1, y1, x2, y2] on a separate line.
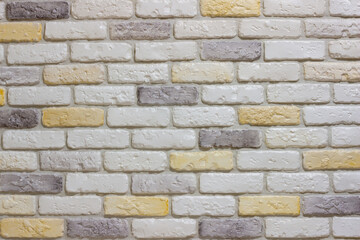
[304, 150, 360, 170]
[0, 23, 41, 42]
[0, 196, 35, 215]
[42, 108, 104, 127]
[201, 0, 260, 17]
[304, 62, 360, 82]
[0, 88, 5, 106]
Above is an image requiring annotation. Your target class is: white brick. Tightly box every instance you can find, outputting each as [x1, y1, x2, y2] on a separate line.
[332, 127, 360, 147]
[330, 0, 360, 17]
[266, 218, 330, 238]
[305, 19, 360, 38]
[0, 45, 3, 63]
[304, 106, 360, 125]
[71, 43, 131, 62]
[7, 44, 67, 65]
[264, 0, 325, 17]
[0, 152, 38, 171]
[74, 86, 135, 105]
[267, 173, 329, 193]
[265, 41, 325, 60]
[334, 172, 360, 193]
[238, 63, 300, 82]
[334, 84, 360, 103]
[132, 130, 196, 150]
[267, 84, 330, 103]
[107, 107, 170, 127]
[3, 131, 65, 150]
[0, 2, 4, 20]
[200, 173, 263, 193]
[265, 128, 328, 148]
[72, 0, 133, 19]
[136, 0, 197, 18]
[104, 151, 167, 172]
[240, 19, 301, 39]
[132, 219, 196, 238]
[172, 196, 235, 216]
[173, 107, 236, 127]
[135, 42, 197, 62]
[237, 151, 300, 170]
[39, 196, 101, 215]
[333, 217, 360, 238]
[45, 21, 107, 40]
[175, 20, 237, 39]
[108, 64, 169, 84]
[68, 129, 129, 149]
[202, 85, 264, 104]
[66, 173, 128, 193]
[329, 40, 360, 59]
[8, 87, 71, 106]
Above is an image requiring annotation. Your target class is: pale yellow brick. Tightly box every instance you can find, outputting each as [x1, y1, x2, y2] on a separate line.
[0, 23, 42, 42]
[42, 108, 104, 127]
[170, 151, 233, 171]
[104, 196, 168, 216]
[304, 150, 360, 170]
[0, 88, 5, 106]
[0, 196, 35, 215]
[239, 106, 300, 126]
[200, 0, 260, 17]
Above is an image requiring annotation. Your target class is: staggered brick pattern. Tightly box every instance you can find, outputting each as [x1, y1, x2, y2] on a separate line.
[0, 0, 359, 239]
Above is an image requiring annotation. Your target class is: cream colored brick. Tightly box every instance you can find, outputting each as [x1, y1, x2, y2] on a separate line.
[0, 196, 36, 215]
[0, 152, 37, 171]
[72, 0, 133, 19]
[42, 108, 104, 127]
[45, 21, 106, 40]
[304, 150, 360, 170]
[304, 62, 360, 82]
[201, 0, 260, 17]
[0, 23, 41, 42]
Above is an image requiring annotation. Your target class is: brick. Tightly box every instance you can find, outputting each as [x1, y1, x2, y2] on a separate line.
[107, 107, 170, 127]
[67, 218, 129, 238]
[0, 109, 39, 128]
[199, 218, 263, 238]
[329, 40, 360, 59]
[0, 173, 62, 193]
[0, 152, 37, 171]
[264, 0, 325, 17]
[330, 0, 360, 17]
[202, 85, 264, 104]
[138, 86, 198, 105]
[0, 67, 40, 86]
[0, 195, 35, 215]
[39, 196, 101, 215]
[333, 217, 360, 238]
[45, 21, 106, 40]
[199, 129, 262, 149]
[238, 151, 300, 170]
[68, 129, 129, 149]
[303, 150, 360, 170]
[43, 64, 105, 85]
[104, 151, 167, 172]
[238, 63, 300, 82]
[0, 23, 41, 43]
[305, 19, 360, 38]
[200, 173, 263, 193]
[267, 84, 330, 103]
[173, 196, 235, 216]
[239, 196, 300, 216]
[3, 130, 65, 150]
[66, 173, 128, 193]
[304, 62, 360, 82]
[201, 41, 261, 61]
[200, 0, 260, 17]
[40, 151, 101, 172]
[332, 127, 360, 147]
[72, 0, 132, 19]
[110, 21, 170, 40]
[170, 151, 233, 171]
[105, 196, 168, 216]
[7, 1, 69, 20]
[334, 84, 360, 103]
[175, 20, 237, 39]
[265, 41, 325, 60]
[8, 43, 67, 65]
[0, 88, 4, 105]
[304, 196, 360, 216]
[136, 42, 197, 62]
[132, 174, 196, 194]
[266, 218, 329, 238]
[71, 43, 132, 62]
[0, 46, 3, 63]
[267, 173, 329, 193]
[136, 0, 197, 18]
[0, 2, 4, 20]
[8, 87, 71, 106]
[304, 106, 360, 125]
[334, 172, 360, 192]
[0, 218, 64, 238]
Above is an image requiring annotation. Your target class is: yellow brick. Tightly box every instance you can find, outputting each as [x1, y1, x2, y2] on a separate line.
[43, 64, 105, 85]
[239, 196, 300, 216]
[0, 218, 64, 238]
[170, 151, 233, 171]
[42, 107, 104, 127]
[239, 106, 300, 126]
[303, 150, 360, 170]
[0, 88, 5, 106]
[0, 23, 42, 42]
[0, 196, 35, 215]
[104, 196, 168, 216]
[200, 0, 260, 17]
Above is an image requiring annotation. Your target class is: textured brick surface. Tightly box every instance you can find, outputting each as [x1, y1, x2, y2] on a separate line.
[199, 129, 261, 148]
[0, 109, 39, 128]
[138, 86, 198, 105]
[110, 21, 171, 40]
[7, 2, 69, 20]
[304, 196, 360, 216]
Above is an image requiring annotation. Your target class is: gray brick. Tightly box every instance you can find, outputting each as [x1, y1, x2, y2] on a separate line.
[0, 109, 40, 128]
[304, 196, 360, 216]
[201, 41, 261, 61]
[132, 174, 196, 194]
[110, 21, 171, 40]
[199, 218, 263, 238]
[67, 218, 129, 238]
[0, 67, 40, 86]
[138, 86, 198, 106]
[199, 129, 262, 149]
[6, 1, 69, 20]
[0, 173, 62, 193]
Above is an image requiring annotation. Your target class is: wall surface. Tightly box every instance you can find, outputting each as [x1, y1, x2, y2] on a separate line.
[0, 0, 360, 239]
